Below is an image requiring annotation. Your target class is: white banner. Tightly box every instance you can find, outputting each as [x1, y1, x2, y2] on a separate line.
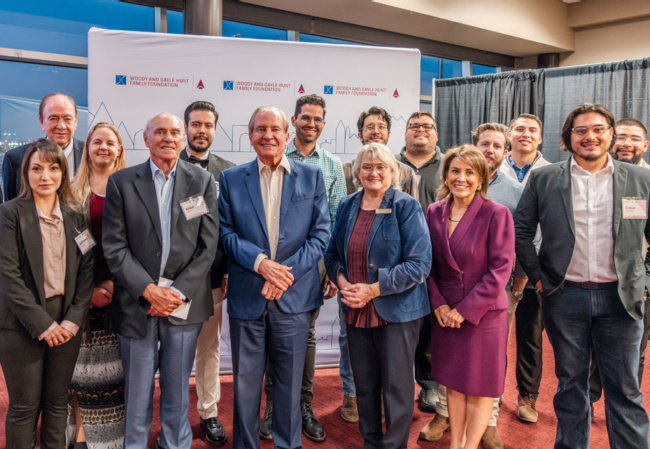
[88, 28, 421, 370]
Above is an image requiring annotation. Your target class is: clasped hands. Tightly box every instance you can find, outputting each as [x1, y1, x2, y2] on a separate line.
[43, 324, 73, 348]
[259, 259, 294, 300]
[143, 283, 184, 317]
[338, 272, 379, 308]
[434, 305, 465, 328]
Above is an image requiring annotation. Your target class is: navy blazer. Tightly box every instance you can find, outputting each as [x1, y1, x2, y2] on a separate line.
[218, 158, 330, 320]
[324, 187, 432, 323]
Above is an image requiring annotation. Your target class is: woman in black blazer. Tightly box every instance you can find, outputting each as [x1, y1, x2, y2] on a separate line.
[0, 139, 94, 449]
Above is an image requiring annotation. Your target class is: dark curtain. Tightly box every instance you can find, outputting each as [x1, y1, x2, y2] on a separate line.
[434, 69, 545, 152]
[543, 58, 650, 162]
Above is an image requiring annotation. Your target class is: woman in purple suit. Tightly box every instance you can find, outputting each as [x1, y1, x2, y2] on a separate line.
[426, 145, 514, 449]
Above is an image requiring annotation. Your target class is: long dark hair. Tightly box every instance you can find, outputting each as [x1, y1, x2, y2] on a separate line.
[17, 138, 78, 211]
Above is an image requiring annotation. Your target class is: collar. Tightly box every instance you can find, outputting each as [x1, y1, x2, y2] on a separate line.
[286, 139, 321, 158]
[62, 140, 74, 159]
[35, 196, 63, 222]
[184, 148, 209, 160]
[258, 154, 291, 175]
[149, 158, 178, 180]
[489, 171, 500, 186]
[570, 153, 615, 176]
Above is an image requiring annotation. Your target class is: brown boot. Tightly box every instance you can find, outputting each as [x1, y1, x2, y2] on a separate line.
[482, 426, 504, 449]
[341, 395, 359, 423]
[419, 414, 450, 442]
[516, 394, 538, 423]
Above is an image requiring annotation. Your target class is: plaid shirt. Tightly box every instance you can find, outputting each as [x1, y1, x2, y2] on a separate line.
[285, 139, 346, 228]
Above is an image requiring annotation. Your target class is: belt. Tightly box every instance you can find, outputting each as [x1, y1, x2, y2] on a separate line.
[563, 280, 618, 290]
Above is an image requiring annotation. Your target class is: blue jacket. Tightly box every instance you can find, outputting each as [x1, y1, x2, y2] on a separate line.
[325, 187, 432, 323]
[218, 158, 330, 320]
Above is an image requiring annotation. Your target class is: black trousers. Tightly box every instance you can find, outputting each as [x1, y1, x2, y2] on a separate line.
[0, 325, 82, 449]
[590, 297, 650, 403]
[264, 306, 320, 404]
[515, 287, 544, 398]
[348, 318, 423, 449]
[414, 313, 436, 391]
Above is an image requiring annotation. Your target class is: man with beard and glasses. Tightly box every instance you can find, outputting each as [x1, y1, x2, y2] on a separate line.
[589, 118, 650, 414]
[342, 107, 419, 198]
[515, 103, 650, 448]
[259, 95, 345, 442]
[180, 101, 234, 446]
[500, 113, 550, 425]
[393, 111, 442, 421]
[422, 123, 523, 449]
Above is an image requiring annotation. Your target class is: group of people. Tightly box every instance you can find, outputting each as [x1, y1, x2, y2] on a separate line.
[0, 91, 649, 449]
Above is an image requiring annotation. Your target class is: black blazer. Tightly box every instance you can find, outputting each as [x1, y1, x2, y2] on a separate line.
[2, 138, 84, 202]
[0, 198, 95, 338]
[179, 149, 235, 288]
[102, 158, 219, 339]
[515, 158, 650, 320]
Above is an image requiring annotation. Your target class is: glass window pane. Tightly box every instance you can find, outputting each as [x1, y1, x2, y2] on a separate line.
[0, 0, 156, 57]
[298, 34, 361, 45]
[442, 59, 462, 79]
[167, 10, 184, 34]
[223, 20, 287, 40]
[420, 55, 440, 97]
[473, 63, 497, 76]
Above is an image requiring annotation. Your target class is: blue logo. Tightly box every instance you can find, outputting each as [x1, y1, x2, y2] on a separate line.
[223, 81, 234, 90]
[324, 85, 333, 95]
[115, 75, 127, 85]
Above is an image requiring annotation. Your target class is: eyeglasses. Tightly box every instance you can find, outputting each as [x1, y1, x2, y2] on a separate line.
[298, 115, 324, 124]
[363, 124, 388, 132]
[571, 126, 612, 136]
[616, 135, 645, 144]
[408, 123, 435, 132]
[360, 164, 389, 174]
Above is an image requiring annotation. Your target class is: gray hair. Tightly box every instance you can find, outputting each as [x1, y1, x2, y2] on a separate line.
[144, 112, 184, 135]
[248, 106, 289, 134]
[352, 143, 401, 190]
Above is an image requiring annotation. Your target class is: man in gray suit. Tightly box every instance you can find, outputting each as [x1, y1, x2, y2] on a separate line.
[515, 103, 650, 449]
[103, 113, 219, 449]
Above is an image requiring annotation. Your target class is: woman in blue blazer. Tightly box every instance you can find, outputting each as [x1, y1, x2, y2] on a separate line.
[325, 143, 431, 449]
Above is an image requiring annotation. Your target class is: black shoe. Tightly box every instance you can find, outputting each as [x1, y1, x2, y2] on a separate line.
[301, 402, 326, 442]
[259, 399, 273, 440]
[154, 437, 164, 449]
[200, 417, 227, 446]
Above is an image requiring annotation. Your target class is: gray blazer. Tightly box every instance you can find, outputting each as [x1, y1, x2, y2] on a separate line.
[514, 158, 650, 320]
[102, 158, 219, 339]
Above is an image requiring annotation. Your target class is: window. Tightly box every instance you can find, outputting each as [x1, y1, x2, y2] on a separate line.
[442, 59, 462, 79]
[224, 21, 287, 41]
[473, 63, 497, 76]
[420, 55, 441, 97]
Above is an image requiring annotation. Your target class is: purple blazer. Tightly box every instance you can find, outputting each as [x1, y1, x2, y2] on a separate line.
[426, 195, 514, 326]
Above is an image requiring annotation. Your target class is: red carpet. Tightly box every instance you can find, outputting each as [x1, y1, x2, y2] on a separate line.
[1, 329, 647, 448]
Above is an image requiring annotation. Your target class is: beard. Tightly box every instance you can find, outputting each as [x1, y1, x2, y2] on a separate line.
[488, 157, 504, 175]
[612, 150, 643, 166]
[406, 142, 435, 157]
[188, 137, 211, 154]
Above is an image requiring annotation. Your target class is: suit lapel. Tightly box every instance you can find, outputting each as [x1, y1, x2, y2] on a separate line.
[73, 139, 84, 171]
[19, 200, 47, 305]
[133, 161, 162, 244]
[612, 161, 627, 241]
[449, 194, 483, 253]
[61, 205, 79, 300]
[366, 188, 393, 250]
[279, 161, 297, 231]
[439, 199, 462, 273]
[171, 160, 193, 235]
[557, 160, 575, 237]
[245, 160, 269, 241]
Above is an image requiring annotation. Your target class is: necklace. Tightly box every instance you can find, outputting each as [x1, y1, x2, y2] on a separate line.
[449, 202, 469, 223]
[449, 217, 461, 222]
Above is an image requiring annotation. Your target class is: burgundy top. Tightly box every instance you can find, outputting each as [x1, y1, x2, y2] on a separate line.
[89, 192, 111, 283]
[346, 208, 387, 328]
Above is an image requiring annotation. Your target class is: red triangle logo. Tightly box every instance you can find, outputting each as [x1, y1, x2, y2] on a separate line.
[393, 89, 399, 98]
[197, 80, 205, 89]
[298, 84, 305, 94]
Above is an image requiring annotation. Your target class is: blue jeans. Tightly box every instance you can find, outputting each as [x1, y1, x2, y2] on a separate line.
[338, 294, 356, 396]
[543, 283, 649, 449]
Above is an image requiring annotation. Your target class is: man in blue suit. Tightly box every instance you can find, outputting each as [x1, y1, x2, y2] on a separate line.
[218, 106, 330, 449]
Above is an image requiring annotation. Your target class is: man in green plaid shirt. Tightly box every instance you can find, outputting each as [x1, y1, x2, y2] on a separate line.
[258, 94, 347, 443]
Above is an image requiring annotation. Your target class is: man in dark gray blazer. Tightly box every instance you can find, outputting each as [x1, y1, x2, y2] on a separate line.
[180, 101, 234, 446]
[2, 93, 84, 201]
[515, 103, 650, 449]
[103, 112, 219, 449]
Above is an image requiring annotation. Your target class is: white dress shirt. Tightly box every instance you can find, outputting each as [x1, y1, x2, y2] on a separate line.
[565, 155, 617, 283]
[253, 155, 291, 273]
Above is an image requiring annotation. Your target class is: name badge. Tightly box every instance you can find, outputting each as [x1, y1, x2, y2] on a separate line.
[623, 198, 647, 219]
[74, 229, 96, 255]
[180, 195, 209, 220]
[376, 208, 392, 214]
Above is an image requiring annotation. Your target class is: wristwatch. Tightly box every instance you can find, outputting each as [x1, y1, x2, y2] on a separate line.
[512, 291, 524, 300]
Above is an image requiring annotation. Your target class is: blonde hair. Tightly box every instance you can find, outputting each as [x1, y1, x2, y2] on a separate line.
[352, 143, 400, 190]
[71, 123, 126, 208]
[436, 144, 490, 201]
